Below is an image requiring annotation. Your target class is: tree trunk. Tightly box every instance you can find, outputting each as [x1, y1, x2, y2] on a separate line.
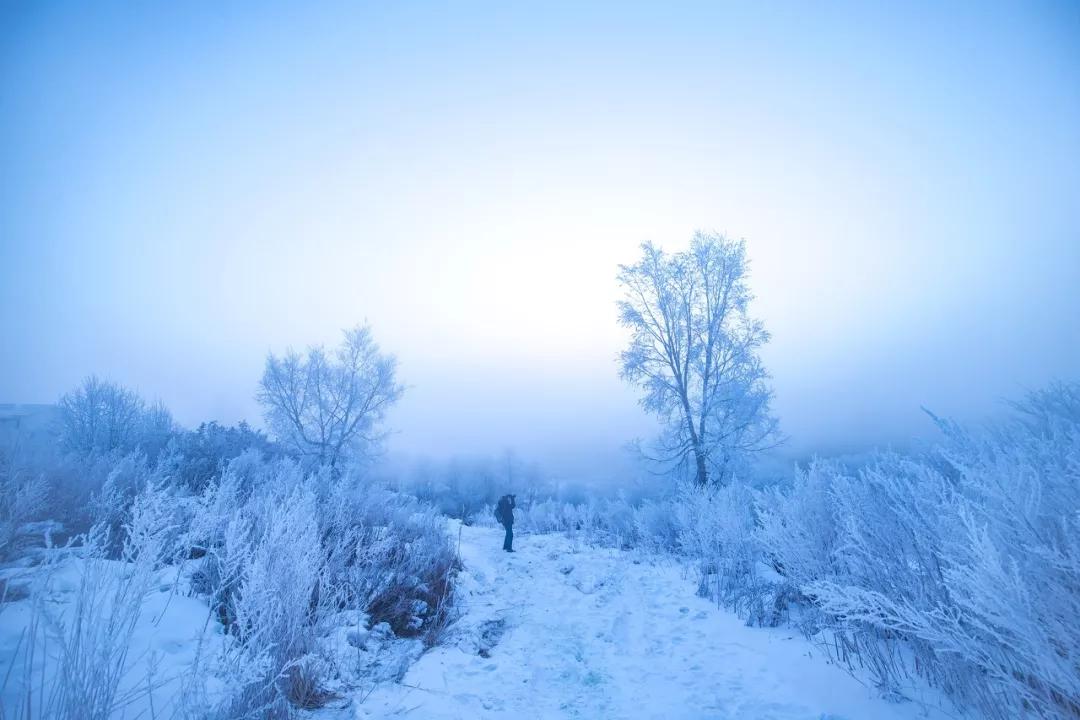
[694, 447, 708, 486]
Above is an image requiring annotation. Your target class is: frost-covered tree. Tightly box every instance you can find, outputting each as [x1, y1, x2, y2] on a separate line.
[57, 376, 174, 457]
[617, 232, 779, 485]
[257, 325, 404, 469]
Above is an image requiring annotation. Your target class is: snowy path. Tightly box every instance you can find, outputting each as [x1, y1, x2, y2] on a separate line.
[356, 525, 953, 720]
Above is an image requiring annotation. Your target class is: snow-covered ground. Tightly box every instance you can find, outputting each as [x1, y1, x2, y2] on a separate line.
[0, 554, 226, 720]
[1, 525, 958, 720]
[355, 524, 955, 720]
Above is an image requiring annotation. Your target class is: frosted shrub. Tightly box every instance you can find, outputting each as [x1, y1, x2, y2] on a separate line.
[170, 421, 279, 493]
[220, 483, 328, 717]
[632, 499, 681, 554]
[0, 462, 49, 561]
[564, 502, 599, 539]
[512, 496, 661, 550]
[597, 498, 637, 547]
[319, 479, 458, 646]
[676, 481, 762, 615]
[184, 454, 459, 717]
[352, 504, 458, 646]
[43, 448, 176, 543]
[755, 458, 847, 629]
[923, 387, 1078, 718]
[773, 384, 1080, 719]
[512, 499, 584, 536]
[183, 458, 332, 717]
[4, 480, 176, 720]
[93, 453, 158, 555]
[810, 453, 956, 693]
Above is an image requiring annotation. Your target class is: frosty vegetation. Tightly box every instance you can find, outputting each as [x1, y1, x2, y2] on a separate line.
[257, 325, 404, 470]
[1, 327, 456, 720]
[493, 384, 1080, 720]
[618, 232, 780, 485]
[1, 236, 1076, 720]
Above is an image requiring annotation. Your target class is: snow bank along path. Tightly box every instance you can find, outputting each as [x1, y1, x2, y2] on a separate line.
[357, 524, 953, 720]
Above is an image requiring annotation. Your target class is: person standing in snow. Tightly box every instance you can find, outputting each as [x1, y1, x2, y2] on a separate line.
[495, 494, 516, 552]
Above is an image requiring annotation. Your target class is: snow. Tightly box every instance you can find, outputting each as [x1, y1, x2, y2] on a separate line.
[355, 524, 955, 719]
[1, 524, 959, 719]
[0, 556, 225, 719]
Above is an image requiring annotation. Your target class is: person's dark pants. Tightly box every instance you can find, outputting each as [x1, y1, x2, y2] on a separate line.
[502, 523, 513, 551]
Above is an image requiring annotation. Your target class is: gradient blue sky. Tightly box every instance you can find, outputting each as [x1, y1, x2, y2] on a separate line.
[2, 1, 1078, 477]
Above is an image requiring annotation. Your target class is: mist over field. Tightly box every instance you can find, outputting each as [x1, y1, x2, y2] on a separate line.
[1, 2, 1078, 719]
[3, 2, 1078, 482]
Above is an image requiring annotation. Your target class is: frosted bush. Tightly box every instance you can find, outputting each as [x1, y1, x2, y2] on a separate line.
[675, 481, 762, 614]
[182, 453, 459, 717]
[0, 463, 49, 561]
[512, 496, 664, 550]
[597, 498, 637, 547]
[757, 458, 843, 590]
[181, 458, 333, 717]
[325, 480, 458, 645]
[3, 480, 177, 720]
[759, 384, 1080, 719]
[218, 482, 327, 717]
[631, 499, 681, 554]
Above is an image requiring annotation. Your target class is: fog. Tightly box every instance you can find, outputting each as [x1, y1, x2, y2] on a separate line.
[2, 2, 1078, 480]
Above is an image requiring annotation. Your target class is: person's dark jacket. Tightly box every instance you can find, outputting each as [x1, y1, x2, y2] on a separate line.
[495, 495, 515, 527]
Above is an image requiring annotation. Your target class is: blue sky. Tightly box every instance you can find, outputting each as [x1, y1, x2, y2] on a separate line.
[2, 1, 1078, 476]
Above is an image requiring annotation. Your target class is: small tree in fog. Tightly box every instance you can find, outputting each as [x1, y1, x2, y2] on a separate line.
[57, 376, 174, 456]
[257, 325, 404, 469]
[617, 232, 779, 485]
